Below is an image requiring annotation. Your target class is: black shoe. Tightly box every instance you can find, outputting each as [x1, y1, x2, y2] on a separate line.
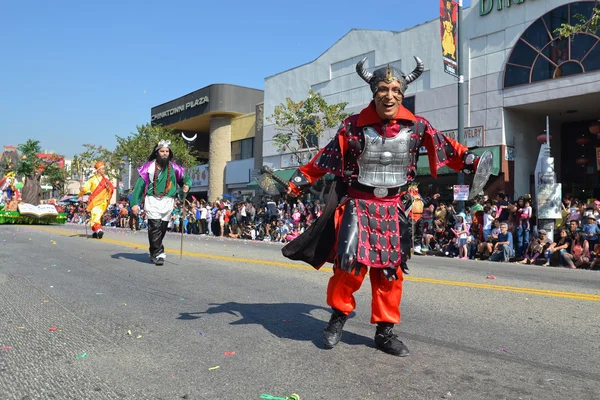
[97, 230, 104, 239]
[323, 309, 348, 349]
[92, 232, 98, 239]
[152, 257, 164, 266]
[374, 323, 409, 357]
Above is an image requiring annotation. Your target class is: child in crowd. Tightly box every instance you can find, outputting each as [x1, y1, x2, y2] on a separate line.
[452, 213, 469, 259]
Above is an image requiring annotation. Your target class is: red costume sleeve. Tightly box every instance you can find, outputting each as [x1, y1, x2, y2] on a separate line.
[420, 117, 473, 179]
[288, 124, 348, 196]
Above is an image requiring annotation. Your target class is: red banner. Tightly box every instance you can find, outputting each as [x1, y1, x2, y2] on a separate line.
[440, 0, 459, 77]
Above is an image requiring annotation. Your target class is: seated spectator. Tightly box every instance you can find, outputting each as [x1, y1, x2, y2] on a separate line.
[518, 229, 551, 265]
[285, 227, 299, 243]
[424, 219, 445, 251]
[489, 222, 514, 262]
[563, 221, 590, 269]
[228, 224, 241, 239]
[477, 218, 500, 259]
[441, 237, 459, 258]
[545, 228, 571, 267]
[582, 215, 600, 251]
[466, 232, 479, 260]
[241, 222, 255, 240]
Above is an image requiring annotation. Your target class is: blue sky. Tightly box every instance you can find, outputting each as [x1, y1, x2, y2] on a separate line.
[0, 0, 470, 158]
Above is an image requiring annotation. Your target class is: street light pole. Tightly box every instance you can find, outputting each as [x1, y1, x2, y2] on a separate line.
[456, 0, 465, 212]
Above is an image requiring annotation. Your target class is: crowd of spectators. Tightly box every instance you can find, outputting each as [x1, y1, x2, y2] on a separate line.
[62, 190, 600, 271]
[418, 193, 600, 270]
[64, 195, 323, 244]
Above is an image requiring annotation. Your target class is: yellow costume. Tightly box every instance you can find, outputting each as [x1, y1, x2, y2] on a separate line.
[78, 161, 114, 238]
[442, 19, 456, 59]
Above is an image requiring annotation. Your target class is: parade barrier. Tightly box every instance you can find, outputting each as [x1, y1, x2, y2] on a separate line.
[0, 204, 66, 225]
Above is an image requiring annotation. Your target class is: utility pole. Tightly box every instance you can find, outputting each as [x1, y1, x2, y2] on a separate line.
[456, 0, 465, 213]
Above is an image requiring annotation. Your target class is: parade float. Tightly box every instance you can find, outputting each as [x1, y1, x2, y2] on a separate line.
[0, 145, 67, 225]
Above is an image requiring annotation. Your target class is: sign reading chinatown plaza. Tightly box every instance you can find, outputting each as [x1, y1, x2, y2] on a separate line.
[151, 95, 209, 121]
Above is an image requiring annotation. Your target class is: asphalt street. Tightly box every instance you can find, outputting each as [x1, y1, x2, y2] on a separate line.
[1, 224, 600, 400]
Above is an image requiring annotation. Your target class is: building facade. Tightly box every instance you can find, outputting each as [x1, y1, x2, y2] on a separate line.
[149, 84, 264, 202]
[262, 0, 600, 200]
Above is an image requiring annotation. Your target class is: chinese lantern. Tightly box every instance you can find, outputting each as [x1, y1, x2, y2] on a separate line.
[537, 134, 552, 143]
[576, 136, 590, 146]
[576, 157, 590, 165]
[589, 120, 600, 134]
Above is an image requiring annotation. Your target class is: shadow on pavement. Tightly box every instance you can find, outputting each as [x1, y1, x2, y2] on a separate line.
[177, 312, 203, 320]
[184, 301, 372, 349]
[111, 252, 150, 264]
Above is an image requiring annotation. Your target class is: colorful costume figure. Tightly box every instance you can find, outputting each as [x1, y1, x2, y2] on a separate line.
[0, 171, 20, 202]
[402, 183, 441, 255]
[131, 140, 191, 266]
[79, 161, 114, 239]
[282, 56, 482, 356]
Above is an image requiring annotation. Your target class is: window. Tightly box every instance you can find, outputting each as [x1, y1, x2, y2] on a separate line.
[231, 138, 254, 160]
[301, 120, 319, 149]
[403, 95, 416, 114]
[331, 53, 373, 79]
[503, 1, 599, 88]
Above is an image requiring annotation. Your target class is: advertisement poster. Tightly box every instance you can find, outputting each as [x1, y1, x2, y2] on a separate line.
[453, 185, 469, 201]
[440, 0, 459, 77]
[536, 183, 562, 219]
[189, 164, 209, 188]
[596, 147, 600, 171]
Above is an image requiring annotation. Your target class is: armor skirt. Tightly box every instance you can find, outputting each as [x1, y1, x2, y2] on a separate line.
[335, 192, 412, 275]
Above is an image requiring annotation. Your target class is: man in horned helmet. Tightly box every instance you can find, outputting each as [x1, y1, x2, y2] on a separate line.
[282, 57, 484, 356]
[131, 140, 192, 266]
[78, 161, 114, 239]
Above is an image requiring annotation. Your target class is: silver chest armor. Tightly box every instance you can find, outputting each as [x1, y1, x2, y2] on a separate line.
[357, 126, 412, 196]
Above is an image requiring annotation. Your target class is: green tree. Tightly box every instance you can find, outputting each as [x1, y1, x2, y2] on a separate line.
[267, 90, 349, 201]
[554, 2, 600, 37]
[45, 166, 71, 198]
[114, 123, 199, 169]
[74, 144, 124, 182]
[16, 139, 63, 205]
[268, 90, 349, 164]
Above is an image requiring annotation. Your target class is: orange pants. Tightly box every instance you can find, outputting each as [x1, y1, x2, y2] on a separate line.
[326, 265, 404, 324]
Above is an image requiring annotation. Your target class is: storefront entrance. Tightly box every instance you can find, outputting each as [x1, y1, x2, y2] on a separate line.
[560, 118, 600, 199]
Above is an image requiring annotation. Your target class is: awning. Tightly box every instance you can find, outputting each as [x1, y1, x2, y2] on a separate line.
[247, 168, 296, 191]
[247, 169, 336, 191]
[416, 146, 501, 176]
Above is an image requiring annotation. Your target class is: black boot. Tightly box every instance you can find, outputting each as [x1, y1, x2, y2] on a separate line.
[374, 323, 409, 357]
[153, 257, 164, 266]
[323, 309, 348, 349]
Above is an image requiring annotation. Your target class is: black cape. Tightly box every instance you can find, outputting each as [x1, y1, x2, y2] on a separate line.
[281, 178, 346, 269]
